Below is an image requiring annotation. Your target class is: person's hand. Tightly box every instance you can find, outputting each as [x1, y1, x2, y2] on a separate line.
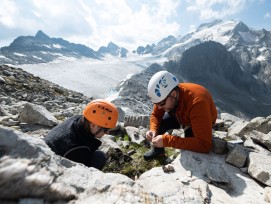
[146, 130, 157, 141]
[152, 135, 164, 147]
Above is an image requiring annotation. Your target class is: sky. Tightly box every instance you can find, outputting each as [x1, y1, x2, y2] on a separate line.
[0, 0, 270, 51]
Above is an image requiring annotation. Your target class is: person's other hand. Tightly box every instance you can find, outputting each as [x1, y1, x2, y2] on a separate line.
[146, 130, 156, 141]
[152, 135, 164, 147]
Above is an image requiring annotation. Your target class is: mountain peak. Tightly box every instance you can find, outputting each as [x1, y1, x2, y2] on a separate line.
[233, 21, 249, 32]
[35, 30, 50, 41]
[196, 19, 223, 32]
[107, 42, 119, 49]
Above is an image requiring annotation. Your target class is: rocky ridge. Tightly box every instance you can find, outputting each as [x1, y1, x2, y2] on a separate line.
[113, 41, 271, 120]
[0, 64, 271, 203]
[0, 31, 128, 65]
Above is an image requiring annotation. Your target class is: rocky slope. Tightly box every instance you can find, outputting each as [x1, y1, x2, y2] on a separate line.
[113, 41, 271, 120]
[163, 20, 271, 90]
[1, 64, 271, 203]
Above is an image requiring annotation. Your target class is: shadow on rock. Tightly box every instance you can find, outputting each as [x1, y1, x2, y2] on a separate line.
[179, 150, 247, 197]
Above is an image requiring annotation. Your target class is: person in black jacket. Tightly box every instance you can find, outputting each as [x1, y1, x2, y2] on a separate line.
[44, 99, 119, 170]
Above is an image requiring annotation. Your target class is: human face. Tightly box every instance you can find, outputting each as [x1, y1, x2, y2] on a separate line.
[156, 96, 168, 107]
[95, 127, 110, 138]
[155, 91, 176, 112]
[90, 123, 110, 138]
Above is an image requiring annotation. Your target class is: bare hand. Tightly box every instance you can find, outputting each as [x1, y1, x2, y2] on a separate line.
[146, 130, 157, 141]
[152, 135, 164, 147]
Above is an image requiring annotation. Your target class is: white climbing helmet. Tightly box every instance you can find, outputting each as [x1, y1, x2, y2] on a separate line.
[148, 71, 179, 103]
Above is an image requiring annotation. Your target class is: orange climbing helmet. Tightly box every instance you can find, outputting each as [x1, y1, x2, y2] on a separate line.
[83, 99, 119, 128]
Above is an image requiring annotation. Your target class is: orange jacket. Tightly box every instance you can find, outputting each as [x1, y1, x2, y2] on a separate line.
[150, 83, 217, 153]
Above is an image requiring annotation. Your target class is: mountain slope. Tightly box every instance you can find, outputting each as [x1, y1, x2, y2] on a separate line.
[154, 20, 271, 89]
[0, 30, 100, 65]
[113, 41, 271, 119]
[165, 41, 271, 119]
[0, 31, 129, 65]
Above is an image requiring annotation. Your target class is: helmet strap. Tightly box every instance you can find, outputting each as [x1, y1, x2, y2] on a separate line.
[94, 128, 103, 136]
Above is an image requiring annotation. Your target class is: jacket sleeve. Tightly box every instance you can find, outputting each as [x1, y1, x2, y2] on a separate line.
[150, 104, 165, 133]
[64, 146, 92, 166]
[162, 99, 213, 153]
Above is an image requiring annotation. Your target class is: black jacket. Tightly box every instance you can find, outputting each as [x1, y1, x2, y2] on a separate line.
[44, 115, 102, 166]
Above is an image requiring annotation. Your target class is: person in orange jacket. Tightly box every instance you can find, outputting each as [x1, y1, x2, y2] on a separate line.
[144, 71, 217, 160]
[45, 99, 118, 170]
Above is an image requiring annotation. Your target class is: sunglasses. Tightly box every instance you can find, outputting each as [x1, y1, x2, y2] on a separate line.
[156, 96, 168, 107]
[100, 127, 110, 133]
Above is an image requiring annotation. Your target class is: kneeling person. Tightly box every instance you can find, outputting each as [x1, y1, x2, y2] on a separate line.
[144, 71, 217, 160]
[45, 99, 118, 170]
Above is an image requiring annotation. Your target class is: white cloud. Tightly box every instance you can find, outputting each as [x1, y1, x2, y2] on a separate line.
[66, 0, 181, 50]
[186, 0, 247, 20]
[0, 0, 18, 28]
[264, 12, 271, 18]
[0, 0, 182, 50]
[0, 0, 269, 50]
[189, 24, 197, 33]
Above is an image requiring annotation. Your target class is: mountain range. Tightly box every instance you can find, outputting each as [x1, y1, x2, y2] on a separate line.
[111, 20, 271, 119]
[0, 30, 128, 65]
[0, 19, 271, 119]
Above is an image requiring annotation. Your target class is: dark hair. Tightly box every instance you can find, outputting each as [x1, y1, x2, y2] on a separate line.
[172, 85, 179, 92]
[82, 117, 92, 133]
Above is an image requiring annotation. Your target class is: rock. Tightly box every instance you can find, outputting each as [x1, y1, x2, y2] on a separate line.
[220, 113, 244, 123]
[125, 126, 147, 144]
[117, 107, 125, 122]
[227, 120, 249, 138]
[0, 126, 162, 203]
[243, 138, 271, 155]
[99, 135, 121, 153]
[0, 107, 7, 116]
[212, 137, 227, 154]
[18, 102, 58, 127]
[248, 152, 271, 186]
[205, 164, 229, 184]
[239, 116, 271, 137]
[124, 115, 150, 128]
[225, 144, 248, 168]
[0, 76, 5, 83]
[0, 96, 12, 104]
[247, 130, 271, 151]
[162, 164, 175, 173]
[264, 187, 271, 203]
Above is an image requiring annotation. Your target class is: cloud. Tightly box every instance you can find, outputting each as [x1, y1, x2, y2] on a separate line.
[0, 0, 18, 28]
[1, 0, 267, 50]
[186, 0, 247, 20]
[264, 12, 271, 18]
[0, 0, 182, 50]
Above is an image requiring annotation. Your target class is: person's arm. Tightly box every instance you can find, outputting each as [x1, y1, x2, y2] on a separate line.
[64, 146, 92, 166]
[149, 104, 164, 133]
[162, 99, 213, 153]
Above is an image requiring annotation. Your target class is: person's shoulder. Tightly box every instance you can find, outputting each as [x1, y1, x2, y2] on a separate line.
[63, 115, 83, 123]
[179, 82, 203, 88]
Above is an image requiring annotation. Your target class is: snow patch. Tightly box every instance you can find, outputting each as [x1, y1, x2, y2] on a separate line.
[20, 55, 164, 99]
[33, 56, 43, 60]
[257, 55, 266, 61]
[0, 55, 9, 59]
[53, 44, 63, 49]
[14, 52, 26, 57]
[43, 45, 51, 48]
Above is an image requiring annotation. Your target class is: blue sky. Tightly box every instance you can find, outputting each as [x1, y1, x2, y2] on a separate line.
[0, 0, 270, 51]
